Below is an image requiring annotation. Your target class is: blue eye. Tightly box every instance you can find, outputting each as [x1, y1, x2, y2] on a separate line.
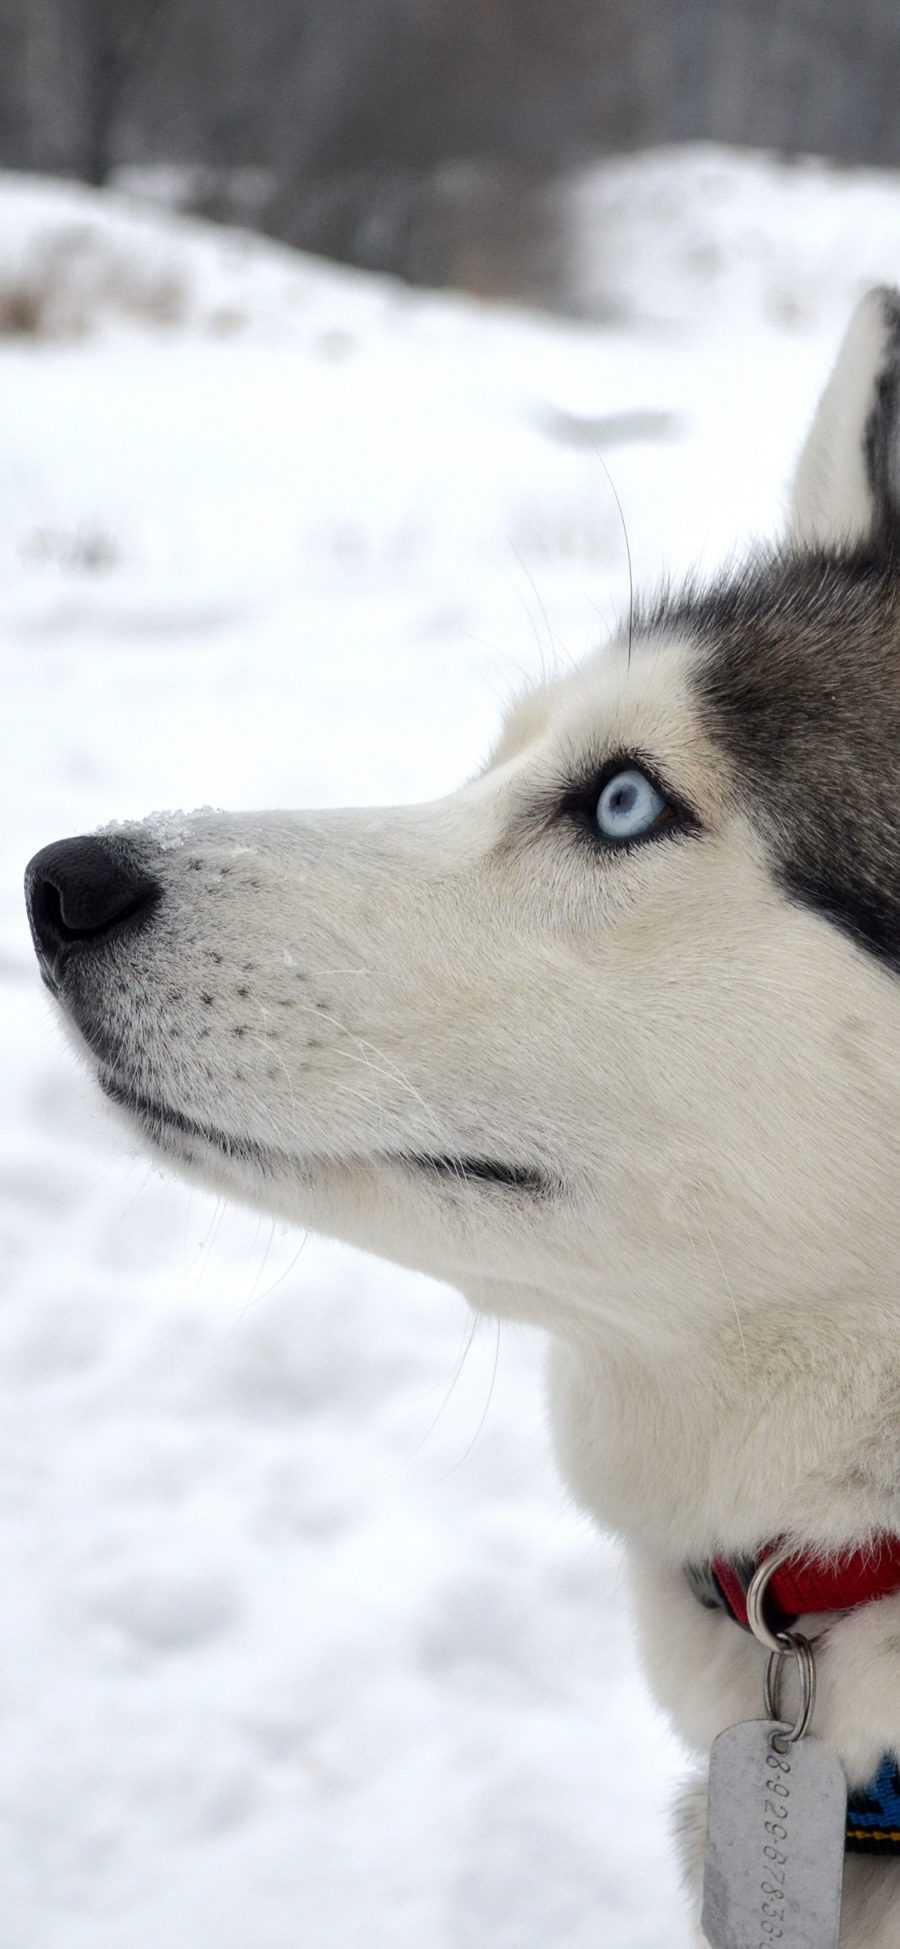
[595, 767, 669, 843]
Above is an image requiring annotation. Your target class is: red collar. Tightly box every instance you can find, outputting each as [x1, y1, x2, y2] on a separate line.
[688, 1535, 900, 1633]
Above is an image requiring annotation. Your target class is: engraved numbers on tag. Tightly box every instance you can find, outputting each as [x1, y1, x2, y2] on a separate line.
[702, 1720, 846, 1949]
[757, 1742, 790, 1942]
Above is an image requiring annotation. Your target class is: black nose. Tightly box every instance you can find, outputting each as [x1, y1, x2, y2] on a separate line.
[25, 835, 160, 975]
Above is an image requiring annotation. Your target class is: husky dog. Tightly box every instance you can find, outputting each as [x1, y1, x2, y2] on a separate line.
[24, 289, 900, 1947]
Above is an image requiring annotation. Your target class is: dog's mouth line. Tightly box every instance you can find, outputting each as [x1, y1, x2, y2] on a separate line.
[403, 1153, 547, 1191]
[100, 1079, 547, 1192]
[101, 1077, 276, 1170]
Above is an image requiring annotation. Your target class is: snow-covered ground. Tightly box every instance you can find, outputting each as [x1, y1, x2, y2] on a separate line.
[1, 148, 898, 1949]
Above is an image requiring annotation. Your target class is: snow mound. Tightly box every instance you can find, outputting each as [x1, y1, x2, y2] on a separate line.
[0, 172, 396, 340]
[568, 143, 900, 328]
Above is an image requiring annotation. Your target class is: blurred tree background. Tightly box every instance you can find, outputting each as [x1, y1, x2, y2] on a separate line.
[1, 0, 899, 299]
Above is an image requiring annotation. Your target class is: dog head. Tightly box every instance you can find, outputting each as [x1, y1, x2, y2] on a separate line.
[25, 289, 900, 1354]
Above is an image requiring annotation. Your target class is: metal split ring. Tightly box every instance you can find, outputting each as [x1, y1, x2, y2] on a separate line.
[746, 1542, 796, 1653]
[763, 1632, 817, 1745]
[745, 1545, 817, 1745]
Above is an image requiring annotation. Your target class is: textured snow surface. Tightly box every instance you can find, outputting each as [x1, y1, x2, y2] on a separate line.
[2, 149, 898, 1947]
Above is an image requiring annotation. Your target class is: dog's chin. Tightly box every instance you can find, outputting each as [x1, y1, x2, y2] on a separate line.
[97, 1074, 551, 1203]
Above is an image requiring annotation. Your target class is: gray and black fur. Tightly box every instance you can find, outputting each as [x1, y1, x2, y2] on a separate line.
[646, 288, 900, 977]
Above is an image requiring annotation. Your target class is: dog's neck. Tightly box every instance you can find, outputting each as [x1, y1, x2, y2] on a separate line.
[544, 1296, 900, 1565]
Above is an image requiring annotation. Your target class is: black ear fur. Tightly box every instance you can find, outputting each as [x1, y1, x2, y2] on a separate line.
[863, 288, 900, 554]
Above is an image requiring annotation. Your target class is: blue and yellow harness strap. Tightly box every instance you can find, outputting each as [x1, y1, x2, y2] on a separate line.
[847, 1756, 900, 1854]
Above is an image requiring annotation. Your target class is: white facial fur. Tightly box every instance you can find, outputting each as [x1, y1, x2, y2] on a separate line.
[100, 625, 900, 1552]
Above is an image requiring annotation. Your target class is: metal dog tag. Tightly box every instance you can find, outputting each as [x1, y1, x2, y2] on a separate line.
[702, 1720, 846, 1949]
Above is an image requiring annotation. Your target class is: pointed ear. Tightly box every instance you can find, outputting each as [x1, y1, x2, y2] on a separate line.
[788, 286, 900, 552]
